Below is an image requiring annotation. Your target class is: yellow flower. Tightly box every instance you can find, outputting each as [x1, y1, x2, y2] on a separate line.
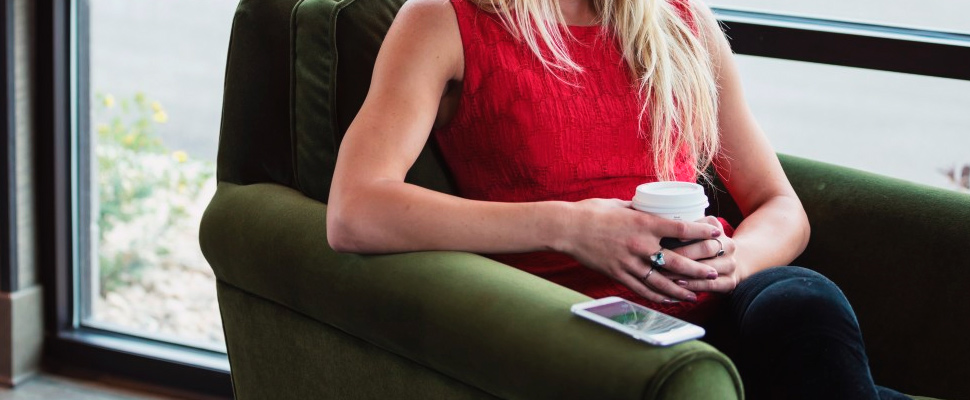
[172, 150, 188, 163]
[122, 134, 136, 146]
[153, 110, 168, 123]
[150, 101, 163, 113]
[97, 124, 109, 135]
[103, 94, 115, 108]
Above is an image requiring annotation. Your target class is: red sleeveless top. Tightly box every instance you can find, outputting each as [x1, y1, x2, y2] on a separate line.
[434, 0, 725, 323]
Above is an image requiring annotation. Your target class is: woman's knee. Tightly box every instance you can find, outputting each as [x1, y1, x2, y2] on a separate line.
[738, 266, 842, 303]
[735, 266, 859, 336]
[744, 266, 829, 288]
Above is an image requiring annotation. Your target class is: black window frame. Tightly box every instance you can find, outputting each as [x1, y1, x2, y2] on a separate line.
[35, 0, 231, 397]
[31, 1, 970, 397]
[714, 8, 970, 81]
[0, 0, 17, 295]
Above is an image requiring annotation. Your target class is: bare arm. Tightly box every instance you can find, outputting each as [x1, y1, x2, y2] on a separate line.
[327, 0, 569, 254]
[673, 3, 811, 289]
[327, 0, 722, 303]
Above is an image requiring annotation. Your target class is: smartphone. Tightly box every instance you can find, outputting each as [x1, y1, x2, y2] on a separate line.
[570, 297, 705, 346]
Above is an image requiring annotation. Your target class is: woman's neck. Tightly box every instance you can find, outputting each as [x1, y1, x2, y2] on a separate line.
[557, 0, 598, 26]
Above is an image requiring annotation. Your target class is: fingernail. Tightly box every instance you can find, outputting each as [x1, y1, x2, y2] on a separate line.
[711, 229, 722, 237]
[675, 279, 688, 287]
[707, 271, 718, 280]
[686, 294, 697, 302]
[661, 298, 673, 304]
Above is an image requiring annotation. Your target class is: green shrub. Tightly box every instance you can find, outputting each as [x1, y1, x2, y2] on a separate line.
[94, 92, 214, 293]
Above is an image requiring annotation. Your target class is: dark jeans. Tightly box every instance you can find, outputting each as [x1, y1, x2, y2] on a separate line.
[702, 266, 911, 400]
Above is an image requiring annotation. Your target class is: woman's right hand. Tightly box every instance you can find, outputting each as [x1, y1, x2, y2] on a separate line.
[558, 198, 722, 304]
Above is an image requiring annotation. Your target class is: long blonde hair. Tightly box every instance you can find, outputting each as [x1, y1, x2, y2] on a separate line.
[474, 0, 719, 181]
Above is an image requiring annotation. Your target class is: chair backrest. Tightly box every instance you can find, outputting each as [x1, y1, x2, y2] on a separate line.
[291, 0, 457, 202]
[218, 0, 457, 202]
[217, 0, 301, 187]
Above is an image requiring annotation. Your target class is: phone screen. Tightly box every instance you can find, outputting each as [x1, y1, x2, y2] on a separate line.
[585, 299, 690, 336]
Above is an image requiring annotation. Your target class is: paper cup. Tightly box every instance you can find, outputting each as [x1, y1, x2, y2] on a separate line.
[632, 182, 708, 222]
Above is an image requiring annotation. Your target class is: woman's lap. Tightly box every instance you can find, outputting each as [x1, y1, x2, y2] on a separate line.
[701, 266, 910, 400]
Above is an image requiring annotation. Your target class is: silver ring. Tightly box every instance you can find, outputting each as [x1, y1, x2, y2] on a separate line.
[714, 238, 725, 258]
[649, 249, 666, 268]
[642, 267, 656, 282]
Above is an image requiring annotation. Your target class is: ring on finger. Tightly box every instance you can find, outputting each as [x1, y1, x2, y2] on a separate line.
[648, 249, 666, 268]
[642, 267, 656, 282]
[713, 238, 725, 258]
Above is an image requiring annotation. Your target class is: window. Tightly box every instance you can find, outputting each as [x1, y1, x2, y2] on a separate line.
[77, 0, 235, 351]
[735, 55, 970, 192]
[708, 0, 970, 34]
[708, 2, 970, 191]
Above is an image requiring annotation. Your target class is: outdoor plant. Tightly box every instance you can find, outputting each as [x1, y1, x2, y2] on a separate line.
[94, 92, 215, 293]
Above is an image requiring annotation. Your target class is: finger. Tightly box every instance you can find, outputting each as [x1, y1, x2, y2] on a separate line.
[659, 271, 692, 288]
[659, 270, 690, 280]
[615, 271, 669, 304]
[697, 256, 736, 276]
[655, 250, 719, 280]
[672, 238, 725, 260]
[679, 277, 738, 293]
[652, 218, 721, 241]
[696, 215, 724, 230]
[642, 269, 699, 302]
[622, 259, 698, 303]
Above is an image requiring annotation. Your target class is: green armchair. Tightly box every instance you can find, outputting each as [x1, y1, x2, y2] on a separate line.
[199, 0, 970, 398]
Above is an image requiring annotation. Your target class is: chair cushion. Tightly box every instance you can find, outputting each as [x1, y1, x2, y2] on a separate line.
[291, 0, 456, 203]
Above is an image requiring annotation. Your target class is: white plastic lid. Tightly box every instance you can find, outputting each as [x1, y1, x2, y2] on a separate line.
[632, 182, 708, 211]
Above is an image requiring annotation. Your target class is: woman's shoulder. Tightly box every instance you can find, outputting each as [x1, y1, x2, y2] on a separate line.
[663, 0, 722, 50]
[665, 0, 715, 35]
[385, 0, 462, 59]
[673, 0, 716, 29]
[390, 0, 508, 68]
[668, 0, 709, 14]
[394, 0, 459, 30]
[378, 0, 464, 82]
[388, 0, 470, 55]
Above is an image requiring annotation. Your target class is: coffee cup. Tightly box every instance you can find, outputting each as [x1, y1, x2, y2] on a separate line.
[632, 181, 709, 221]
[633, 182, 709, 250]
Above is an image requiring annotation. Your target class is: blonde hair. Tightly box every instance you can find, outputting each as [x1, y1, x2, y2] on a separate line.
[474, 0, 719, 181]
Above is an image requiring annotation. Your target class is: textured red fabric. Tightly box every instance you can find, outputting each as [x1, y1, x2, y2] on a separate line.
[433, 0, 724, 323]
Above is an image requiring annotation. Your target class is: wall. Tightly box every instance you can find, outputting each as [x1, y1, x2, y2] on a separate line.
[0, 0, 40, 387]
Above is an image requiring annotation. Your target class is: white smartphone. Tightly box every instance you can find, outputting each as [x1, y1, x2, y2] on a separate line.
[570, 297, 705, 346]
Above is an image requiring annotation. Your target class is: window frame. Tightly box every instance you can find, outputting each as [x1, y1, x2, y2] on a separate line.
[36, 0, 231, 397]
[714, 7, 970, 81]
[33, 0, 970, 397]
[0, 0, 16, 295]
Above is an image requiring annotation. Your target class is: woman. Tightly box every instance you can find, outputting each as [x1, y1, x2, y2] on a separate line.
[327, 0, 908, 397]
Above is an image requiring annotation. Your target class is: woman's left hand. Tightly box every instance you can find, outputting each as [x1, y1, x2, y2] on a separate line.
[663, 217, 743, 293]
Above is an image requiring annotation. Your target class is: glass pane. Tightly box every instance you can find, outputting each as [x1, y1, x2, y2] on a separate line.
[735, 55, 970, 192]
[707, 0, 970, 34]
[79, 0, 236, 351]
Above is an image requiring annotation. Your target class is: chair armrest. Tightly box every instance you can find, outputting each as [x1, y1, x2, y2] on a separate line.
[781, 154, 970, 400]
[200, 182, 741, 399]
